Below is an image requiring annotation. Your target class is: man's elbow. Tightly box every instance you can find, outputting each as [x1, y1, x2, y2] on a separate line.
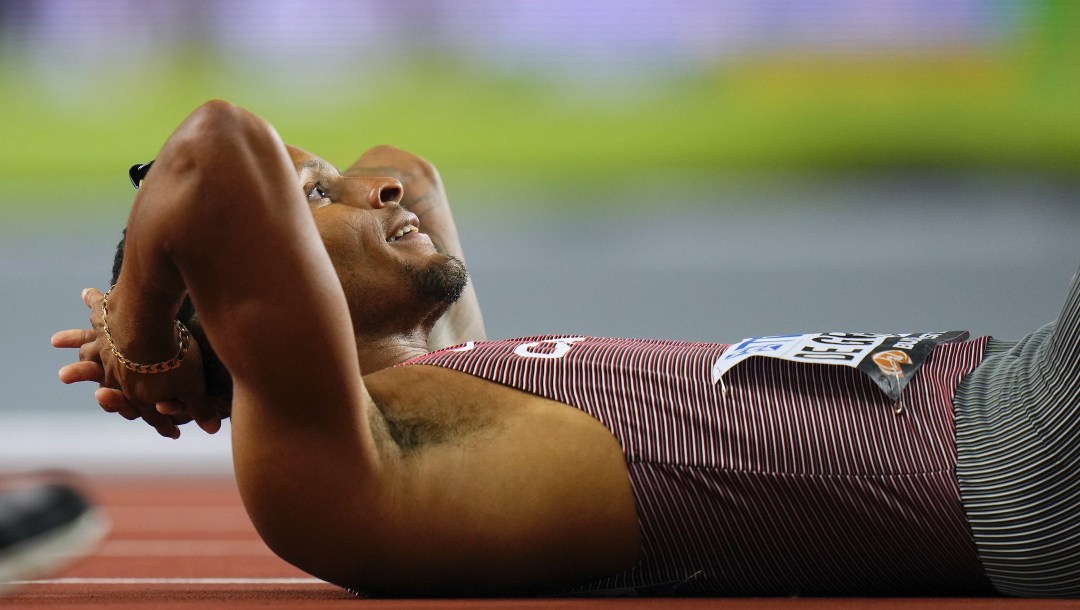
[171, 100, 279, 165]
[153, 100, 289, 214]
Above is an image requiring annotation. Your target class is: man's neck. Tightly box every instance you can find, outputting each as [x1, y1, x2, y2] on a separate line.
[355, 331, 430, 375]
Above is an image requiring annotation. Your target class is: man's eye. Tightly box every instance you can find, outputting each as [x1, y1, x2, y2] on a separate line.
[307, 183, 328, 202]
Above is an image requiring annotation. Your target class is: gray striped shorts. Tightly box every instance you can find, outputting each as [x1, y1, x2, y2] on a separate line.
[954, 263, 1080, 597]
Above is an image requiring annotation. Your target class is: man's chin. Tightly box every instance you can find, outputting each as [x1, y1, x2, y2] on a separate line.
[405, 254, 468, 308]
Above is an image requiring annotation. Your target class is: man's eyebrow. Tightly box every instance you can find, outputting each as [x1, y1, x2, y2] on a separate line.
[296, 159, 341, 177]
[297, 159, 326, 172]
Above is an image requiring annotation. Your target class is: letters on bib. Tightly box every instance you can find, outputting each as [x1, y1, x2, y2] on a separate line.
[711, 331, 969, 401]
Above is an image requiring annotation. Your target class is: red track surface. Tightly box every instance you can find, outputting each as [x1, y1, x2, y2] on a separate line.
[6, 478, 1078, 609]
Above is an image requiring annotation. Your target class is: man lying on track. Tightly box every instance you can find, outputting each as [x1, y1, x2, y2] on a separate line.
[53, 100, 1080, 598]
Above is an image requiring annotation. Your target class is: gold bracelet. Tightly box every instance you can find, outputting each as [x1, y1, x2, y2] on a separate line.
[101, 286, 190, 374]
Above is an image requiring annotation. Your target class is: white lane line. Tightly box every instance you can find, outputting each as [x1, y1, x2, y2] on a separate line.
[90, 539, 272, 556]
[9, 578, 328, 585]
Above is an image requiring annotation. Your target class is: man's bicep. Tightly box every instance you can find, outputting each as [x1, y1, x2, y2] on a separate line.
[350, 398, 640, 593]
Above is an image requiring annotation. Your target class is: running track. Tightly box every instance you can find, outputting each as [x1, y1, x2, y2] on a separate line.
[6, 478, 1078, 609]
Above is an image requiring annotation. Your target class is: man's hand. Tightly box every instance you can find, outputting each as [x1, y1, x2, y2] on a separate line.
[346, 145, 486, 348]
[345, 145, 458, 254]
[51, 287, 225, 438]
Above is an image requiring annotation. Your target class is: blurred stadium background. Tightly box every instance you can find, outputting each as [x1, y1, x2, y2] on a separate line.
[1, 0, 1077, 472]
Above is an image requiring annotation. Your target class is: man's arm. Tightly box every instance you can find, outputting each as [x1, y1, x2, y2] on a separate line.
[52, 104, 639, 594]
[71, 96, 399, 533]
[344, 146, 486, 349]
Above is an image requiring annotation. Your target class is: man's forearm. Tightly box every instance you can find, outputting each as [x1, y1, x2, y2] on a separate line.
[83, 100, 285, 436]
[108, 101, 299, 378]
[107, 123, 208, 364]
[411, 191, 486, 350]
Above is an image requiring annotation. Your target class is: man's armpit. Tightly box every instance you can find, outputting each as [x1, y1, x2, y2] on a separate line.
[368, 396, 500, 455]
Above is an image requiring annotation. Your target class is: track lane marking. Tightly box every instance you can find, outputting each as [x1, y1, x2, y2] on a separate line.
[88, 539, 272, 556]
[8, 577, 328, 585]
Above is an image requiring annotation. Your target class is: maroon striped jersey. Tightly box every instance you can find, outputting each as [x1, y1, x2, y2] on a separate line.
[402, 335, 996, 596]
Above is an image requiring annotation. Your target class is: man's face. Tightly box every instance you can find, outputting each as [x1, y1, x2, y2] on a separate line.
[286, 146, 467, 335]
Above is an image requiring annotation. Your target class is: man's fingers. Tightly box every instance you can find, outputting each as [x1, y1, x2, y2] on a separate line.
[134, 401, 182, 439]
[51, 328, 96, 348]
[95, 387, 139, 420]
[196, 416, 222, 435]
[98, 388, 181, 439]
[173, 395, 222, 435]
[59, 361, 104, 384]
[84, 288, 105, 329]
[83, 287, 103, 309]
[155, 401, 186, 415]
[78, 341, 104, 365]
[155, 402, 195, 426]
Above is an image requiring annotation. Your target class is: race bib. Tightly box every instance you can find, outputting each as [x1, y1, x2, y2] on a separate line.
[710, 331, 969, 401]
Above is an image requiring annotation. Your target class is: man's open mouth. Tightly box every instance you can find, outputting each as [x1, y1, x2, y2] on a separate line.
[388, 225, 419, 242]
[386, 212, 422, 243]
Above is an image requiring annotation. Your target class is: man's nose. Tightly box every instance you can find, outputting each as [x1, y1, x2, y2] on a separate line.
[360, 176, 403, 208]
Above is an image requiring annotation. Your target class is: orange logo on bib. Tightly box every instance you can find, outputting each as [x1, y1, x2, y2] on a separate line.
[873, 350, 912, 377]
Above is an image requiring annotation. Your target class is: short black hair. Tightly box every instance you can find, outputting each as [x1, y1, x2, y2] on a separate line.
[111, 229, 233, 401]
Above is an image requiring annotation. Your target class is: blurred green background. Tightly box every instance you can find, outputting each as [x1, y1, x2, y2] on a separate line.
[1, 0, 1077, 217]
[4, 0, 1079, 471]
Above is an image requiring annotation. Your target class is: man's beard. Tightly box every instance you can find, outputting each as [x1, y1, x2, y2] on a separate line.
[403, 253, 468, 310]
[346, 252, 470, 337]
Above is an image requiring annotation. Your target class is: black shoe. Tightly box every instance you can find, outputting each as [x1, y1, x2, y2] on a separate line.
[0, 482, 109, 592]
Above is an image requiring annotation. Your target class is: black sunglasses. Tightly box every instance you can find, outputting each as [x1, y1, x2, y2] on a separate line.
[128, 160, 154, 189]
